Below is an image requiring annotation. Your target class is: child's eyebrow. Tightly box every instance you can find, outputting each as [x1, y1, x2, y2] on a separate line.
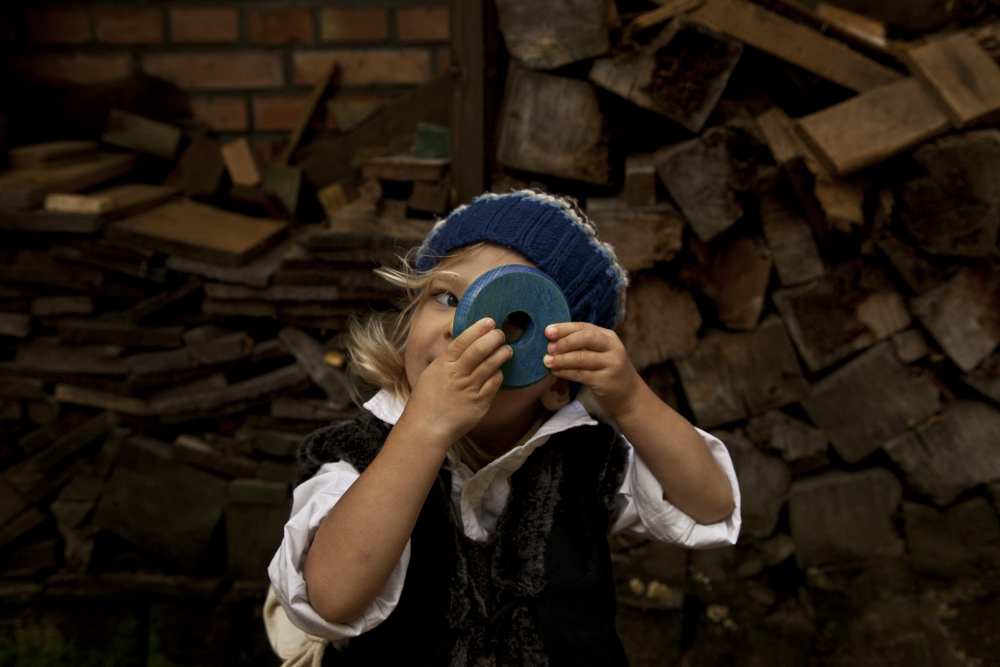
[433, 273, 468, 290]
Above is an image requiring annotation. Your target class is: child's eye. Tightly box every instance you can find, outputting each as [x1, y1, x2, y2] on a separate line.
[433, 290, 459, 308]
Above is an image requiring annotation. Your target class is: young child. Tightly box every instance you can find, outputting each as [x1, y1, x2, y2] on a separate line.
[266, 190, 741, 666]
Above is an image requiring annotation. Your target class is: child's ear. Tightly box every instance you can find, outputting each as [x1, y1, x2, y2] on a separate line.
[540, 376, 571, 411]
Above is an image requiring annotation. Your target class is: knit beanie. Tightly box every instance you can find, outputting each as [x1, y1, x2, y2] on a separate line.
[415, 190, 630, 331]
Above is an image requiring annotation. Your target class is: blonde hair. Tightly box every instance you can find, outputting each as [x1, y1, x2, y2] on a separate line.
[345, 241, 496, 471]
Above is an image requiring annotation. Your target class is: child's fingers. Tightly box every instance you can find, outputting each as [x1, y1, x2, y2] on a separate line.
[470, 344, 513, 387]
[544, 350, 605, 371]
[443, 317, 498, 363]
[545, 322, 590, 340]
[545, 328, 613, 355]
[456, 327, 507, 376]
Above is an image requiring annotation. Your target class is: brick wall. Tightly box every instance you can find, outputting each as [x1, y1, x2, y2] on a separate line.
[0, 2, 451, 154]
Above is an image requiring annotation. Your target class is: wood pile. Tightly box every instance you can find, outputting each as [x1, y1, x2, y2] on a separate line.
[490, 0, 1000, 663]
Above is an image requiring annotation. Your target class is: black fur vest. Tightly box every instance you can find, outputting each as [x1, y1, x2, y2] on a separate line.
[297, 411, 631, 667]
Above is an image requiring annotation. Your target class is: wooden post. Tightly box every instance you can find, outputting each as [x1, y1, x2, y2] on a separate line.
[451, 0, 486, 204]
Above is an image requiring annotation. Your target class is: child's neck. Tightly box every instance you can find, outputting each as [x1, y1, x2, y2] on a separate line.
[467, 406, 550, 468]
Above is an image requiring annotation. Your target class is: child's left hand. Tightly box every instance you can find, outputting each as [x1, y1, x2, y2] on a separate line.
[543, 322, 642, 417]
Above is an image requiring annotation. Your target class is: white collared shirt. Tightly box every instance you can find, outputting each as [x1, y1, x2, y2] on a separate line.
[268, 389, 741, 641]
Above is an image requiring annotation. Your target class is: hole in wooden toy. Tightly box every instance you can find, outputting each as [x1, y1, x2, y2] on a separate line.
[501, 311, 533, 345]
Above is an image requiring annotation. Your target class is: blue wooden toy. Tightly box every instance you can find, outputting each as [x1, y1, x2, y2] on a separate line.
[452, 264, 570, 390]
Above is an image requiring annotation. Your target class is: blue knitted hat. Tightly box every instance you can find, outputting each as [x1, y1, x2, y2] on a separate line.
[415, 190, 630, 332]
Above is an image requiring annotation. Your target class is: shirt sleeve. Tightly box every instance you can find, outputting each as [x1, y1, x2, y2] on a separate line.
[267, 460, 410, 640]
[609, 427, 741, 548]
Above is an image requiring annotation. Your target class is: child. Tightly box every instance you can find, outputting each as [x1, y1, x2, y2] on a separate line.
[267, 190, 741, 666]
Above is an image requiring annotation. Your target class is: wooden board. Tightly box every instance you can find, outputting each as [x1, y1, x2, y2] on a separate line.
[962, 352, 1000, 404]
[758, 192, 824, 287]
[45, 183, 179, 216]
[590, 16, 742, 133]
[278, 62, 336, 165]
[262, 163, 302, 217]
[408, 180, 451, 215]
[909, 269, 1000, 373]
[495, 0, 610, 70]
[801, 342, 941, 464]
[496, 65, 611, 185]
[815, 2, 887, 47]
[586, 198, 684, 273]
[150, 363, 309, 416]
[8, 141, 98, 169]
[172, 136, 226, 198]
[690, 0, 902, 93]
[0, 314, 31, 339]
[616, 276, 701, 372]
[101, 109, 182, 160]
[30, 296, 93, 317]
[278, 327, 351, 408]
[682, 234, 773, 331]
[220, 138, 263, 188]
[0, 153, 139, 209]
[629, 0, 705, 32]
[107, 199, 288, 267]
[906, 33, 1000, 129]
[625, 153, 657, 207]
[773, 260, 910, 373]
[361, 156, 450, 182]
[794, 77, 950, 176]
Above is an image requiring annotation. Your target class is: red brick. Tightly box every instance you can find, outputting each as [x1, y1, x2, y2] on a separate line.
[294, 50, 432, 86]
[95, 9, 164, 45]
[320, 8, 387, 42]
[25, 9, 92, 45]
[190, 96, 248, 132]
[144, 52, 284, 89]
[253, 95, 311, 131]
[397, 7, 450, 42]
[1, 53, 133, 86]
[247, 8, 313, 45]
[170, 8, 238, 43]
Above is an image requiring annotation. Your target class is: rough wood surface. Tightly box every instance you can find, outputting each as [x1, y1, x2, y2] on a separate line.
[758, 192, 824, 287]
[815, 2, 887, 47]
[910, 268, 1000, 373]
[278, 327, 352, 408]
[690, 0, 902, 92]
[497, 66, 611, 185]
[617, 276, 701, 372]
[172, 136, 226, 198]
[675, 316, 809, 429]
[714, 430, 790, 539]
[102, 109, 182, 160]
[801, 342, 941, 464]
[962, 352, 1000, 403]
[108, 199, 288, 267]
[795, 77, 950, 176]
[906, 33, 1000, 129]
[773, 261, 910, 373]
[361, 156, 450, 182]
[625, 153, 657, 207]
[885, 401, 1000, 506]
[44, 183, 179, 218]
[408, 180, 450, 215]
[279, 62, 335, 165]
[586, 198, 684, 273]
[629, 0, 705, 32]
[682, 234, 773, 331]
[495, 0, 610, 70]
[0, 153, 139, 209]
[220, 138, 263, 188]
[8, 141, 98, 169]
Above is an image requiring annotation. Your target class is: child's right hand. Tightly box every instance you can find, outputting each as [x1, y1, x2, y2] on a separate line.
[403, 317, 512, 448]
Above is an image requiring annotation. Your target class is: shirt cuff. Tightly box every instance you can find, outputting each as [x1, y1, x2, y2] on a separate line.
[611, 427, 742, 548]
[267, 463, 410, 640]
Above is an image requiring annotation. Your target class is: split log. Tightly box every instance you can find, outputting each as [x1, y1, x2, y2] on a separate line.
[764, 413, 829, 465]
[495, 0, 610, 70]
[0, 313, 31, 339]
[714, 430, 790, 539]
[617, 277, 701, 372]
[54, 385, 153, 416]
[125, 332, 253, 376]
[892, 329, 930, 364]
[101, 109, 182, 160]
[814, 2, 887, 48]
[278, 62, 336, 165]
[271, 397, 356, 422]
[875, 233, 946, 295]
[278, 327, 351, 408]
[119, 279, 202, 323]
[11, 343, 129, 376]
[408, 180, 451, 215]
[909, 269, 1000, 373]
[897, 130, 1000, 258]
[628, 0, 705, 33]
[906, 33, 1000, 129]
[8, 140, 98, 169]
[885, 401, 1000, 507]
[794, 78, 950, 176]
[681, 234, 772, 331]
[496, 66, 611, 185]
[172, 435, 259, 479]
[56, 320, 184, 347]
[164, 236, 301, 288]
[221, 138, 263, 188]
[205, 284, 345, 302]
[50, 241, 167, 285]
[788, 469, 904, 569]
[30, 296, 94, 318]
[45, 184, 179, 218]
[226, 479, 291, 580]
[0, 376, 46, 400]
[625, 154, 657, 207]
[758, 192, 824, 287]
[801, 342, 941, 464]
[690, 0, 901, 92]
[361, 156, 449, 182]
[961, 352, 1000, 404]
[262, 162, 302, 217]
[674, 316, 809, 429]
[773, 261, 910, 373]
[108, 199, 288, 267]
[150, 363, 309, 416]
[586, 198, 684, 273]
[590, 17, 742, 132]
[172, 136, 226, 198]
[0, 153, 139, 209]
[904, 498, 1000, 577]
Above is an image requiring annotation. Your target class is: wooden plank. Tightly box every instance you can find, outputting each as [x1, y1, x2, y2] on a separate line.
[220, 138, 263, 188]
[12, 343, 129, 376]
[795, 77, 950, 176]
[892, 329, 930, 365]
[102, 109, 182, 160]
[962, 352, 1000, 404]
[629, 0, 705, 32]
[271, 397, 356, 422]
[617, 276, 701, 372]
[716, 430, 790, 539]
[801, 342, 941, 464]
[44, 183, 179, 217]
[204, 284, 344, 302]
[408, 180, 451, 215]
[172, 136, 226, 198]
[496, 65, 611, 185]
[54, 384, 152, 416]
[151, 363, 309, 416]
[8, 141, 98, 169]
[57, 320, 185, 348]
[279, 62, 336, 165]
[0, 376, 46, 400]
[758, 192, 824, 287]
[30, 296, 94, 317]
[683, 234, 773, 331]
[262, 162, 302, 217]
[120, 279, 203, 322]
[624, 153, 657, 207]
[585, 198, 684, 273]
[494, 0, 610, 70]
[361, 156, 450, 182]
[910, 269, 1000, 373]
[125, 332, 252, 376]
[590, 16, 742, 133]
[675, 316, 809, 429]
[172, 435, 259, 478]
[0, 153, 139, 209]
[906, 33, 1000, 129]
[0, 313, 31, 338]
[815, 2, 887, 47]
[108, 199, 288, 267]
[773, 260, 910, 373]
[452, 0, 485, 203]
[690, 0, 902, 93]
[278, 327, 352, 408]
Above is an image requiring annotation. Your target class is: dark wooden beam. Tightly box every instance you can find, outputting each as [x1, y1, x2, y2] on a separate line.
[451, 0, 486, 204]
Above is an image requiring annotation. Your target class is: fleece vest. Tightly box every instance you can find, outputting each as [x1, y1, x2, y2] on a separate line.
[296, 411, 631, 667]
